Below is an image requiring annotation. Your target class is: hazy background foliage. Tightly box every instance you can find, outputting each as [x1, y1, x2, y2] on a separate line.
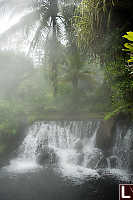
[0, 0, 133, 155]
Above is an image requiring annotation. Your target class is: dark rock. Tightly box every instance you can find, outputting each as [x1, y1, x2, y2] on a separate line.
[74, 139, 83, 153]
[96, 119, 115, 154]
[86, 150, 103, 168]
[108, 156, 120, 168]
[129, 150, 133, 172]
[95, 156, 108, 169]
[37, 146, 58, 165]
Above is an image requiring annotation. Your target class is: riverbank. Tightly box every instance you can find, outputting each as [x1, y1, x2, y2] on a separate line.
[29, 111, 105, 121]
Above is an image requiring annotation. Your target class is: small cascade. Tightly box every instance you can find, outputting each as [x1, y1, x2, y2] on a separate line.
[112, 124, 133, 171]
[4, 119, 133, 176]
[5, 120, 102, 174]
[106, 157, 111, 168]
[95, 124, 133, 171]
[18, 121, 100, 159]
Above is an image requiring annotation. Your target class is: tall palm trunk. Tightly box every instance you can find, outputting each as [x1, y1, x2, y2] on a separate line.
[50, 0, 58, 96]
[51, 17, 57, 96]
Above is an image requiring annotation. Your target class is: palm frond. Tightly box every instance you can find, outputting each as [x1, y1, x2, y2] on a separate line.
[74, 0, 118, 49]
[28, 24, 44, 52]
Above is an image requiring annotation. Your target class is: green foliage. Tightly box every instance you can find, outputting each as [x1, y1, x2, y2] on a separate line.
[0, 51, 33, 155]
[104, 56, 133, 120]
[123, 32, 133, 62]
[73, 0, 133, 120]
[74, 0, 118, 49]
[123, 32, 133, 42]
[104, 103, 131, 120]
[1, 0, 133, 158]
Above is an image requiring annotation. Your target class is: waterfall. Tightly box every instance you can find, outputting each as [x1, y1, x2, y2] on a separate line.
[95, 122, 133, 171]
[4, 121, 102, 175]
[18, 121, 99, 157]
[4, 120, 133, 178]
[112, 123, 133, 171]
[17, 121, 102, 169]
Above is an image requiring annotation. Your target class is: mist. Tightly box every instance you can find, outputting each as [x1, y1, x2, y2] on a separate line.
[0, 1, 133, 200]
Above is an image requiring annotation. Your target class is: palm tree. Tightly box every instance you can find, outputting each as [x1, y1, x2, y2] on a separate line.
[0, 0, 73, 96]
[34, 0, 59, 96]
[75, 0, 133, 50]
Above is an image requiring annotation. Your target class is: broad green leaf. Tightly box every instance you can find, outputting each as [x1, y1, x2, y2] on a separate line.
[123, 32, 133, 42]
[128, 58, 133, 62]
[124, 43, 133, 52]
[122, 48, 130, 52]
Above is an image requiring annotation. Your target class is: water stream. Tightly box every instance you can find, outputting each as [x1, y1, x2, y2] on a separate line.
[0, 120, 133, 200]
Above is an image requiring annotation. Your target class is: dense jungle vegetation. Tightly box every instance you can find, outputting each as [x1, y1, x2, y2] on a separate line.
[0, 0, 133, 156]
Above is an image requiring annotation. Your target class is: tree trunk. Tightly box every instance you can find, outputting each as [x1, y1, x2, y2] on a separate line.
[51, 17, 57, 96]
[50, 0, 58, 96]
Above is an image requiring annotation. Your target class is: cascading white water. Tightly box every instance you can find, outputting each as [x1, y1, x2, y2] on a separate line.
[3, 120, 133, 184]
[18, 121, 100, 159]
[1, 120, 132, 200]
[112, 124, 133, 171]
[4, 120, 133, 177]
[18, 121, 97, 155]
[4, 121, 102, 177]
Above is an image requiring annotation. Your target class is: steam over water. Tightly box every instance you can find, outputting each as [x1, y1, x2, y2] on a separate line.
[0, 120, 133, 200]
[3, 121, 132, 177]
[4, 121, 101, 177]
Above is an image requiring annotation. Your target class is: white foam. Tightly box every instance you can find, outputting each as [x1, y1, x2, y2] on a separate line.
[3, 158, 42, 173]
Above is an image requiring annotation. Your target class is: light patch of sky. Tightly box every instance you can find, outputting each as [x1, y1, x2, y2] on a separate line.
[0, 9, 33, 35]
[0, 0, 33, 34]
